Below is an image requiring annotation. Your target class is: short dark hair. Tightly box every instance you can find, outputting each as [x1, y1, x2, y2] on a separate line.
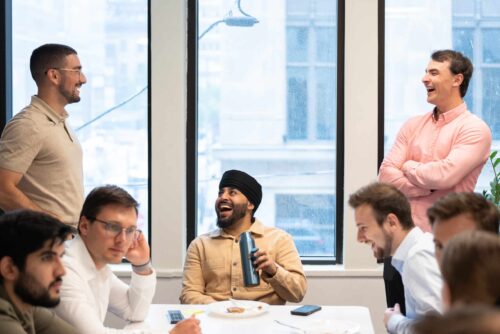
[413, 306, 500, 334]
[30, 43, 77, 84]
[0, 210, 74, 273]
[427, 192, 499, 234]
[348, 182, 414, 230]
[431, 49, 473, 98]
[79, 185, 139, 226]
[441, 231, 500, 306]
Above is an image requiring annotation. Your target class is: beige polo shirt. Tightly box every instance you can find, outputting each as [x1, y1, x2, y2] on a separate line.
[0, 96, 83, 227]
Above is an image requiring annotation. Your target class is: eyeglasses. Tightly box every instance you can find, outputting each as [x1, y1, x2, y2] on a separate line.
[45, 68, 83, 78]
[90, 217, 141, 241]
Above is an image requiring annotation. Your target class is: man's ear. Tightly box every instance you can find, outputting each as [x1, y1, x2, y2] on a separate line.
[79, 216, 90, 237]
[0, 257, 20, 281]
[386, 213, 400, 228]
[45, 68, 61, 85]
[453, 73, 464, 87]
[247, 201, 255, 212]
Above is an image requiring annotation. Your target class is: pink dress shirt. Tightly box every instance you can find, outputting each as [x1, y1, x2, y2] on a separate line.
[379, 103, 492, 232]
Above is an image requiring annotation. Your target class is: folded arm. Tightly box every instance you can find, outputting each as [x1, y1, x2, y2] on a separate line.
[378, 126, 431, 198]
[402, 124, 492, 189]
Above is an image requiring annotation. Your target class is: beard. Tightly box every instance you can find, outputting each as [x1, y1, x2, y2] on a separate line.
[59, 79, 81, 104]
[216, 202, 248, 229]
[14, 271, 62, 308]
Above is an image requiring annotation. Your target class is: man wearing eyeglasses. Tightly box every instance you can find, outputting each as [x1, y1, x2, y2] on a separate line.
[54, 185, 200, 334]
[0, 43, 86, 227]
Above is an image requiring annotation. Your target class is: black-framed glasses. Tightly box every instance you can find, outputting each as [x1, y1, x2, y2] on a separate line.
[90, 217, 141, 241]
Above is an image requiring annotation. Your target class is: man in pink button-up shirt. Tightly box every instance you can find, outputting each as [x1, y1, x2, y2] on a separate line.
[379, 49, 492, 233]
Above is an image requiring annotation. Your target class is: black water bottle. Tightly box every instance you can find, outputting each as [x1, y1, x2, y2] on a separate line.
[239, 231, 260, 286]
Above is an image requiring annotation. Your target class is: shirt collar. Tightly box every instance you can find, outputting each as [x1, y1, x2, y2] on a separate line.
[391, 227, 422, 273]
[432, 102, 467, 124]
[31, 95, 69, 123]
[209, 219, 266, 238]
[65, 236, 110, 281]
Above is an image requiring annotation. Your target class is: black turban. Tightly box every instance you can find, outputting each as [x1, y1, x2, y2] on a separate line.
[219, 170, 262, 213]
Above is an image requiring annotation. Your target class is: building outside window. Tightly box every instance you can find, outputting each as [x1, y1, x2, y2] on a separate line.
[9, 0, 149, 235]
[195, 0, 339, 261]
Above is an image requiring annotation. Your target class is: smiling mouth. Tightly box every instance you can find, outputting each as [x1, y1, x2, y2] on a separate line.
[218, 200, 233, 211]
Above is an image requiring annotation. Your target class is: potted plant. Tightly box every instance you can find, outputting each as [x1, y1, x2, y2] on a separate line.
[482, 150, 500, 208]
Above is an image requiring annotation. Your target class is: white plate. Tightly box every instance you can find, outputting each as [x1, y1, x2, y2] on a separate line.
[282, 319, 361, 334]
[206, 300, 269, 318]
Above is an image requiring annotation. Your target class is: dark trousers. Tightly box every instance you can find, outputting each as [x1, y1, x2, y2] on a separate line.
[383, 257, 406, 315]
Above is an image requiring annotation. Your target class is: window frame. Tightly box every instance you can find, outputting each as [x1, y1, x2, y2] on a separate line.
[186, 0, 345, 265]
[0, 0, 152, 248]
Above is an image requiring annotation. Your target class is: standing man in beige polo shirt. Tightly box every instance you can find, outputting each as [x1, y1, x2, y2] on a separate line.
[0, 44, 86, 227]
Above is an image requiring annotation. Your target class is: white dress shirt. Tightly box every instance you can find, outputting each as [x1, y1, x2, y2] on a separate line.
[388, 227, 442, 334]
[55, 236, 156, 334]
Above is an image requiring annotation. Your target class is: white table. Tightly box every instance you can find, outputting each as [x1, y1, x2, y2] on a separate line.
[124, 304, 375, 333]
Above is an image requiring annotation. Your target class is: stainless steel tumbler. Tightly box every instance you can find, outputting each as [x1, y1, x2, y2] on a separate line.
[239, 231, 260, 286]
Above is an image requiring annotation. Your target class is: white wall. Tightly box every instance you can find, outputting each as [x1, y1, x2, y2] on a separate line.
[113, 1, 386, 333]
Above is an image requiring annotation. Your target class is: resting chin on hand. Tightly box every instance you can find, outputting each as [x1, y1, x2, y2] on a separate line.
[125, 231, 152, 275]
[384, 303, 402, 329]
[169, 315, 201, 334]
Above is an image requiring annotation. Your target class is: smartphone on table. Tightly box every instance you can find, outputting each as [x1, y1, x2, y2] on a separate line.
[290, 305, 322, 316]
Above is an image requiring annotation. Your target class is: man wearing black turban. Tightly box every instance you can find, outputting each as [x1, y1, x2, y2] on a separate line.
[180, 170, 307, 305]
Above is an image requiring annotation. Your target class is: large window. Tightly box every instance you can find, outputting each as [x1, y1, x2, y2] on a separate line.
[193, 0, 341, 262]
[384, 0, 500, 192]
[6, 1, 149, 235]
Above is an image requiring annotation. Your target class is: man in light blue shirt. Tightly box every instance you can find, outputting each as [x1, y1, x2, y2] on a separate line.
[348, 182, 442, 334]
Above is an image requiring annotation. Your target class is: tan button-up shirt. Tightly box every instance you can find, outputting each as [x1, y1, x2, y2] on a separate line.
[180, 220, 307, 305]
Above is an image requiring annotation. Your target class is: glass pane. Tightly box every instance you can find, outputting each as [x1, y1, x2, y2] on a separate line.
[314, 0, 336, 18]
[483, 69, 500, 140]
[287, 0, 309, 17]
[287, 27, 309, 62]
[453, 28, 474, 111]
[483, 29, 500, 63]
[287, 67, 308, 140]
[197, 0, 337, 259]
[316, 27, 336, 62]
[11, 1, 149, 235]
[316, 67, 336, 140]
[482, 0, 500, 16]
[452, 0, 475, 16]
[275, 194, 335, 256]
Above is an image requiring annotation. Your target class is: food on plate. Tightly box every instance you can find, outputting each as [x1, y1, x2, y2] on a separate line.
[227, 306, 245, 313]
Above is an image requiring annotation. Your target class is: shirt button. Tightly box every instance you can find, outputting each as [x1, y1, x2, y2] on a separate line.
[232, 287, 237, 291]
[235, 239, 238, 243]
[233, 262, 237, 266]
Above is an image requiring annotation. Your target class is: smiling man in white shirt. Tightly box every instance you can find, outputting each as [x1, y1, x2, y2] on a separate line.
[348, 182, 442, 334]
[55, 185, 200, 334]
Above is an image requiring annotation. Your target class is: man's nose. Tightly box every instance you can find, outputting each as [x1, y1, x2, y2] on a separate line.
[422, 73, 429, 83]
[357, 229, 367, 243]
[80, 72, 87, 84]
[115, 229, 127, 242]
[55, 258, 66, 277]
